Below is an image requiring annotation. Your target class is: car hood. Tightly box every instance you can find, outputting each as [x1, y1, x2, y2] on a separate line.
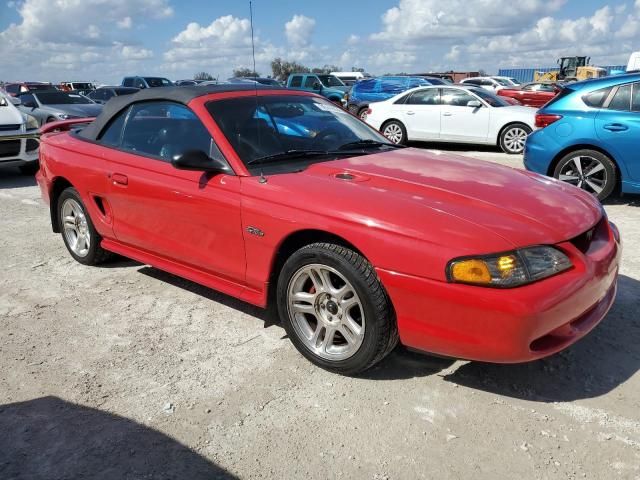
[0, 101, 25, 127]
[330, 85, 351, 93]
[42, 104, 103, 117]
[283, 148, 601, 251]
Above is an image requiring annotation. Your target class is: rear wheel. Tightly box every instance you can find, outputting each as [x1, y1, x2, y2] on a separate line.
[499, 123, 531, 154]
[381, 120, 407, 145]
[358, 107, 369, 120]
[277, 243, 398, 375]
[57, 187, 112, 265]
[553, 149, 616, 200]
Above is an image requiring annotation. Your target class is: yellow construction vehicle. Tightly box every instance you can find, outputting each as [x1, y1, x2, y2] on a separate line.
[534, 56, 607, 82]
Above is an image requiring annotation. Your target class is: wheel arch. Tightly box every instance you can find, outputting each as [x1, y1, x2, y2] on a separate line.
[49, 176, 74, 233]
[267, 229, 366, 304]
[547, 144, 622, 187]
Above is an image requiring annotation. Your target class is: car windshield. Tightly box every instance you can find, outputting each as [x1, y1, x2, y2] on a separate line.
[317, 75, 345, 87]
[35, 92, 93, 105]
[144, 77, 173, 87]
[469, 88, 510, 107]
[207, 95, 395, 174]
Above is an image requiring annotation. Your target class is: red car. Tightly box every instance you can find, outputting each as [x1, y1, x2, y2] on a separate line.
[36, 85, 621, 375]
[497, 82, 561, 108]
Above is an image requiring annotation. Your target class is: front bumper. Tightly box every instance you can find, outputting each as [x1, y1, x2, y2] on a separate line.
[377, 220, 621, 363]
[0, 133, 39, 167]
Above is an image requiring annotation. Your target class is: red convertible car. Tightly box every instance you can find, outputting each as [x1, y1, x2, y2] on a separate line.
[497, 82, 561, 108]
[36, 85, 621, 375]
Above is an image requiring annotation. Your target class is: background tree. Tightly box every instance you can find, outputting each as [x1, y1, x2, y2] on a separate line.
[311, 64, 341, 74]
[233, 67, 260, 78]
[193, 72, 214, 81]
[271, 58, 310, 81]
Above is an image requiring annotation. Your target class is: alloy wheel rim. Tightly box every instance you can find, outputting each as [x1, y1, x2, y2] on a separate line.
[62, 198, 91, 257]
[383, 124, 403, 144]
[558, 155, 607, 196]
[503, 127, 528, 153]
[287, 263, 365, 361]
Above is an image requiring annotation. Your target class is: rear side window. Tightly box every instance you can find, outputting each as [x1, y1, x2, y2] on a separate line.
[543, 87, 573, 109]
[122, 78, 133, 87]
[582, 87, 612, 108]
[607, 84, 632, 111]
[406, 89, 440, 105]
[289, 76, 302, 87]
[98, 108, 128, 146]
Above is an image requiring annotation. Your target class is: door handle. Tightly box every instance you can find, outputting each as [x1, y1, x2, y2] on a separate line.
[603, 123, 628, 132]
[443, 112, 453, 116]
[111, 173, 128, 186]
[406, 111, 415, 115]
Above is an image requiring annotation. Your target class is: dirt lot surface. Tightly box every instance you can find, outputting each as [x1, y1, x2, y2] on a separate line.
[1, 145, 639, 480]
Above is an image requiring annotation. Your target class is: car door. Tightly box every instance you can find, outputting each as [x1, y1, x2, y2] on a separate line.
[439, 88, 490, 143]
[100, 101, 246, 282]
[595, 82, 640, 182]
[393, 89, 441, 140]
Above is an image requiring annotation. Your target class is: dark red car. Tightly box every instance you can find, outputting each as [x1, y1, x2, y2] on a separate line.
[3, 82, 56, 97]
[36, 85, 620, 374]
[497, 82, 561, 108]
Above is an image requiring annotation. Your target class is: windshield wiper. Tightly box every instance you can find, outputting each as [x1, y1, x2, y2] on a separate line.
[337, 139, 406, 150]
[247, 149, 335, 166]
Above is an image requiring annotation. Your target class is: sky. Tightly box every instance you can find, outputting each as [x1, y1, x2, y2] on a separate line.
[0, 0, 637, 84]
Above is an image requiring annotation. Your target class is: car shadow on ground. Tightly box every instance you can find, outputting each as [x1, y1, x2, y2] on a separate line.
[0, 396, 237, 479]
[407, 141, 505, 154]
[0, 168, 36, 189]
[604, 194, 640, 207]
[441, 274, 640, 402]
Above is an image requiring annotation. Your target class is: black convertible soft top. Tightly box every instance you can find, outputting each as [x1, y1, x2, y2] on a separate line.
[79, 84, 283, 141]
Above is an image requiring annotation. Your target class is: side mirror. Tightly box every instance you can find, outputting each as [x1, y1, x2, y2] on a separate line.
[467, 100, 482, 108]
[171, 149, 231, 174]
[9, 96, 21, 106]
[312, 82, 322, 91]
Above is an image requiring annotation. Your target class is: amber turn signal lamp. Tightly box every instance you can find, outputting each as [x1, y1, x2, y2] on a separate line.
[450, 259, 492, 284]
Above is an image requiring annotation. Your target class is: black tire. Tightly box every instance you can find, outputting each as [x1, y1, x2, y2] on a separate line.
[499, 123, 531, 154]
[380, 120, 407, 145]
[553, 149, 617, 201]
[357, 107, 368, 120]
[57, 187, 112, 265]
[18, 162, 39, 175]
[277, 243, 398, 375]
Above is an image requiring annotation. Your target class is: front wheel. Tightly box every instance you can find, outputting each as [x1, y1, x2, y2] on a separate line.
[57, 187, 112, 265]
[553, 149, 616, 200]
[499, 123, 531, 154]
[381, 120, 407, 145]
[277, 243, 398, 375]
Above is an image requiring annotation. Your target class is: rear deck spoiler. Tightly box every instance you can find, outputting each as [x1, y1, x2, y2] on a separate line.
[0, 118, 95, 141]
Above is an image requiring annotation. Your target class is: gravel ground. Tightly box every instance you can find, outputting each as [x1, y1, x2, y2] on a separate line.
[1, 145, 639, 480]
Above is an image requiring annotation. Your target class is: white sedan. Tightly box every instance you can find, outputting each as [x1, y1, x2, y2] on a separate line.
[364, 85, 537, 154]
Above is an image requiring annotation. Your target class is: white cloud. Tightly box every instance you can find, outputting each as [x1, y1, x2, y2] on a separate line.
[285, 14, 315, 47]
[117, 17, 133, 29]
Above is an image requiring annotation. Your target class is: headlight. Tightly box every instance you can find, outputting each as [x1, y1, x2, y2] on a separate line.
[447, 246, 572, 288]
[25, 114, 39, 130]
[56, 113, 71, 119]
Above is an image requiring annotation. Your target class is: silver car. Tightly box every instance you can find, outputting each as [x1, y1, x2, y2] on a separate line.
[17, 91, 103, 125]
[0, 93, 40, 173]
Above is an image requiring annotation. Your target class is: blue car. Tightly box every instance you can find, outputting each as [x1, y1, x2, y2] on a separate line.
[347, 76, 432, 119]
[524, 72, 640, 200]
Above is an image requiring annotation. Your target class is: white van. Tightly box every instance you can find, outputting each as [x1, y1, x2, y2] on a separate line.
[330, 71, 371, 86]
[627, 52, 640, 72]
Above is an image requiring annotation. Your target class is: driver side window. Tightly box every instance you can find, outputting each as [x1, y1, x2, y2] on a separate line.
[441, 89, 476, 107]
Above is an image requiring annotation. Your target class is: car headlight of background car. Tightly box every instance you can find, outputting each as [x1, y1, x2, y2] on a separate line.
[25, 114, 39, 130]
[447, 246, 573, 288]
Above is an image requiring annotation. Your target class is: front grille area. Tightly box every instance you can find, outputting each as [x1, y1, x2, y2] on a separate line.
[0, 140, 20, 158]
[0, 124, 21, 132]
[570, 217, 605, 254]
[26, 139, 39, 152]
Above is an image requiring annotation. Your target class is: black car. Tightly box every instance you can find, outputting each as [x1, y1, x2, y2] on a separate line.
[87, 87, 140, 104]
